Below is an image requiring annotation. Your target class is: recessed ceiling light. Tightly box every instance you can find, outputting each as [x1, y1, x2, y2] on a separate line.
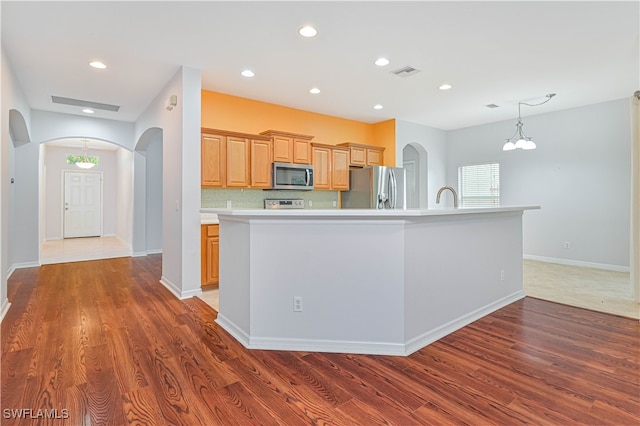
[309, 88, 321, 94]
[299, 25, 318, 38]
[241, 69, 255, 77]
[375, 58, 390, 67]
[89, 61, 107, 69]
[373, 104, 384, 110]
[82, 108, 95, 114]
[439, 84, 453, 90]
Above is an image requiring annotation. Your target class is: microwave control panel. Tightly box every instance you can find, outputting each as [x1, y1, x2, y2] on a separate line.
[264, 199, 305, 209]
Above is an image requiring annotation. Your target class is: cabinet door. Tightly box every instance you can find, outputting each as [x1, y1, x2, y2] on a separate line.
[201, 134, 225, 186]
[293, 139, 311, 164]
[349, 146, 367, 167]
[206, 235, 220, 285]
[312, 146, 331, 190]
[332, 148, 350, 190]
[272, 136, 292, 163]
[367, 148, 384, 166]
[251, 139, 272, 188]
[201, 224, 219, 286]
[226, 136, 250, 187]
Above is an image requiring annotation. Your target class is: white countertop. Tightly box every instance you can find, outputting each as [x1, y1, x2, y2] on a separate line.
[200, 212, 219, 224]
[201, 206, 539, 220]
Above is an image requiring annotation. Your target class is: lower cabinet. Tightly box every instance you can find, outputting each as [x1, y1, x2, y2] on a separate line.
[201, 224, 219, 287]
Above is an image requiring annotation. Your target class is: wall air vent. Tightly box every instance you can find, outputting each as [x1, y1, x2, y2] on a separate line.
[485, 104, 500, 109]
[51, 96, 120, 112]
[390, 66, 421, 78]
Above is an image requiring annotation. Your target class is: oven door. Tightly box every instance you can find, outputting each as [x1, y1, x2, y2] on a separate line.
[272, 163, 314, 190]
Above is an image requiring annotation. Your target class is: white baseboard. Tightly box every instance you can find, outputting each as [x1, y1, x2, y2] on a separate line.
[215, 314, 406, 356]
[524, 255, 630, 273]
[0, 298, 11, 323]
[159, 276, 181, 299]
[159, 276, 202, 300]
[215, 290, 526, 357]
[8, 261, 41, 278]
[404, 289, 526, 356]
[132, 249, 162, 257]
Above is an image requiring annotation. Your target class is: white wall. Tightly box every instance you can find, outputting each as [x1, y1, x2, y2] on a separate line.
[145, 137, 163, 252]
[116, 148, 134, 246]
[1, 48, 35, 319]
[134, 66, 201, 298]
[30, 110, 135, 150]
[43, 145, 117, 240]
[447, 99, 631, 269]
[3, 49, 35, 271]
[395, 120, 448, 208]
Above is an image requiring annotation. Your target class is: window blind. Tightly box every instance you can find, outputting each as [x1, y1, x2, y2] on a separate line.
[458, 163, 500, 208]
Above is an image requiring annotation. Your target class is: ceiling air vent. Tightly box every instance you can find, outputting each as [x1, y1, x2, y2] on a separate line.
[390, 66, 421, 78]
[51, 96, 120, 112]
[485, 104, 500, 109]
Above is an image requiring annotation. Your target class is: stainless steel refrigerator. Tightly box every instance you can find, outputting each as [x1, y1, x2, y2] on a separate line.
[342, 166, 406, 209]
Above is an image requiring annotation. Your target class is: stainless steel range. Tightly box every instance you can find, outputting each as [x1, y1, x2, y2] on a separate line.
[264, 199, 305, 209]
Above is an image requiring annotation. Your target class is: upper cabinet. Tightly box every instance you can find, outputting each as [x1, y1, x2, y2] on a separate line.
[260, 130, 314, 164]
[337, 142, 385, 167]
[201, 133, 225, 187]
[311, 143, 350, 191]
[201, 128, 271, 188]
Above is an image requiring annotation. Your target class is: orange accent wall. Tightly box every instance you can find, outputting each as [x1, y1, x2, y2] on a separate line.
[201, 90, 395, 165]
[372, 119, 396, 166]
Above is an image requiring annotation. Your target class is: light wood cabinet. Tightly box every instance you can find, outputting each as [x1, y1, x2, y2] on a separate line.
[201, 133, 225, 187]
[201, 128, 272, 188]
[226, 136, 250, 187]
[201, 224, 219, 287]
[311, 144, 331, 190]
[311, 143, 350, 191]
[337, 142, 385, 167]
[260, 130, 314, 164]
[331, 147, 350, 190]
[250, 138, 272, 188]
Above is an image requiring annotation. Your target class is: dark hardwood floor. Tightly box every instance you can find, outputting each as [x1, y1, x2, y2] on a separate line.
[2, 255, 638, 425]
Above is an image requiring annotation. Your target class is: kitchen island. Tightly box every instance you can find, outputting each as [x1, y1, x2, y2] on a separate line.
[202, 206, 538, 356]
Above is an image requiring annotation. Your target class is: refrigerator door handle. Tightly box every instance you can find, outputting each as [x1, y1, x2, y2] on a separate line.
[389, 169, 397, 209]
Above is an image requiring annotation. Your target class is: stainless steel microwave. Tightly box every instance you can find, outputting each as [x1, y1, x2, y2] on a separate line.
[271, 162, 314, 190]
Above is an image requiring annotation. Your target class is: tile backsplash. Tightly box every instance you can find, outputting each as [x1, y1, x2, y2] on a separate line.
[201, 188, 340, 209]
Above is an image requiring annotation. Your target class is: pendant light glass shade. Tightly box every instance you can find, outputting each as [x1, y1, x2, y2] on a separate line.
[502, 94, 555, 151]
[76, 139, 96, 169]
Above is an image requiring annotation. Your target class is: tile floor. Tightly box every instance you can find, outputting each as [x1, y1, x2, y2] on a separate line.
[524, 260, 638, 319]
[198, 287, 219, 312]
[40, 236, 132, 265]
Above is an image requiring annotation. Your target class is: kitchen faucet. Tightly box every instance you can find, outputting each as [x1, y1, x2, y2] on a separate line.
[436, 186, 458, 208]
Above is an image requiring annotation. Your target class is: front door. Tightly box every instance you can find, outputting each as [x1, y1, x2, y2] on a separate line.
[63, 171, 102, 238]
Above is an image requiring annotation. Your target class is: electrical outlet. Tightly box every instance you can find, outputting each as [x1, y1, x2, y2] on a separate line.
[308, 200, 313, 207]
[226, 200, 232, 209]
[564, 242, 570, 249]
[175, 200, 180, 211]
[333, 200, 337, 207]
[293, 296, 303, 312]
[500, 270, 505, 281]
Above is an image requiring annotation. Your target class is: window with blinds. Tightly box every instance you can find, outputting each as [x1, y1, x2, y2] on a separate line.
[458, 163, 500, 208]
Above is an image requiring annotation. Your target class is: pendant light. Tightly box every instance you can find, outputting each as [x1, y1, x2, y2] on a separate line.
[75, 139, 96, 169]
[503, 93, 556, 151]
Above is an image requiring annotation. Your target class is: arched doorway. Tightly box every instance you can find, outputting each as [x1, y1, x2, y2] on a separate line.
[39, 137, 132, 264]
[133, 127, 163, 256]
[402, 143, 428, 208]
